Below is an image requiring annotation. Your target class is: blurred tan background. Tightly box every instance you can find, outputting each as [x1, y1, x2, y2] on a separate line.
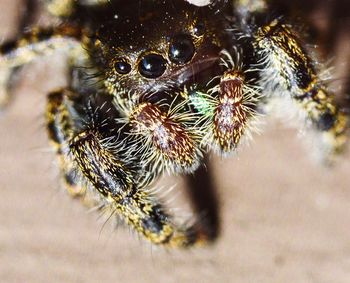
[1, 0, 350, 282]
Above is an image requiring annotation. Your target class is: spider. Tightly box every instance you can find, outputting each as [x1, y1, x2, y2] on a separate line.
[0, 0, 348, 248]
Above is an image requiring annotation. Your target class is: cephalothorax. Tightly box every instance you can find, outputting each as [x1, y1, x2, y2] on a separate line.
[0, 0, 348, 247]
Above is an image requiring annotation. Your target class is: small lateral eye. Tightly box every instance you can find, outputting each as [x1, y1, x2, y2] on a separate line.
[114, 60, 131, 74]
[138, 54, 167, 79]
[193, 22, 205, 36]
[169, 34, 195, 65]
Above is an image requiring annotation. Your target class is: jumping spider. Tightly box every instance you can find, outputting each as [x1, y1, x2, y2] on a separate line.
[0, 0, 348, 248]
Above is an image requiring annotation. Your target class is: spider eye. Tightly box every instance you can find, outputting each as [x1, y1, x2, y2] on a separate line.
[169, 34, 195, 65]
[138, 54, 167, 79]
[114, 60, 131, 74]
[193, 22, 205, 36]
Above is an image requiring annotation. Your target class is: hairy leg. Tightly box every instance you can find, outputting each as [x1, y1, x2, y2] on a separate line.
[0, 24, 84, 68]
[70, 127, 209, 247]
[234, 0, 267, 19]
[254, 19, 348, 162]
[0, 24, 85, 109]
[46, 88, 101, 207]
[188, 49, 261, 155]
[46, 88, 211, 247]
[45, 0, 110, 17]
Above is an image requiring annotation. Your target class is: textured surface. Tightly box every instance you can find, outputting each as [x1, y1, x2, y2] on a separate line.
[1, 1, 350, 282]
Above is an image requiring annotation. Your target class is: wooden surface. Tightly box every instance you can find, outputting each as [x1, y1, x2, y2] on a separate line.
[1, 1, 350, 282]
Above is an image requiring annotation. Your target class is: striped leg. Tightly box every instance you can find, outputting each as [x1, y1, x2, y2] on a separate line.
[46, 88, 96, 205]
[235, 0, 267, 12]
[188, 48, 261, 155]
[45, 0, 110, 17]
[70, 128, 210, 247]
[255, 19, 348, 162]
[47, 88, 211, 247]
[234, 0, 267, 20]
[45, 0, 77, 17]
[0, 24, 85, 109]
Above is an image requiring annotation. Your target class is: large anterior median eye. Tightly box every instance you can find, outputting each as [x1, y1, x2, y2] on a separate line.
[169, 34, 195, 65]
[138, 54, 167, 78]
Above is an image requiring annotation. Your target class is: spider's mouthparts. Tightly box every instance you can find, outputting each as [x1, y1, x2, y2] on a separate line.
[129, 102, 198, 169]
[213, 70, 247, 152]
[169, 43, 223, 86]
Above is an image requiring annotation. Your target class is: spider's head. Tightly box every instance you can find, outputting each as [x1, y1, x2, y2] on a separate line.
[90, 0, 227, 100]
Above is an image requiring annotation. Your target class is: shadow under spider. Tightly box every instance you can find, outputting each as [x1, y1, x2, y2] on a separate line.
[185, 162, 221, 242]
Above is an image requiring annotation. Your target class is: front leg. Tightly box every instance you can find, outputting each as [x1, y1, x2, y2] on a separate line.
[254, 19, 348, 162]
[46, 88, 102, 206]
[234, 0, 267, 17]
[0, 24, 85, 110]
[46, 88, 211, 247]
[0, 24, 84, 69]
[70, 126, 209, 247]
[45, 0, 110, 17]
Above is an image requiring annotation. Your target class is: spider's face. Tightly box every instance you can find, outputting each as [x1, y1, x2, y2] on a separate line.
[92, 1, 225, 98]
